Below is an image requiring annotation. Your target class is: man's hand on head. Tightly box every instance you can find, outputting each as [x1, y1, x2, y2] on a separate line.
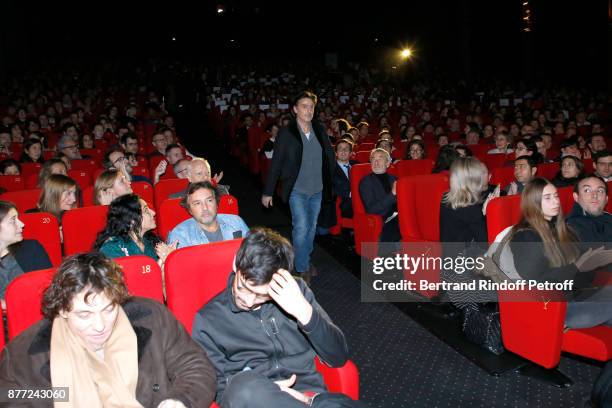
[268, 269, 313, 326]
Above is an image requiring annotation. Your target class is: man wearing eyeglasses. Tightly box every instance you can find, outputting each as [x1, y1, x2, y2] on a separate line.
[192, 228, 366, 408]
[104, 148, 153, 185]
[566, 176, 611, 245]
[58, 134, 83, 161]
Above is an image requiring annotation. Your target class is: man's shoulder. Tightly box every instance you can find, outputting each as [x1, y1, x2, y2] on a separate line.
[218, 213, 246, 223]
[172, 217, 197, 232]
[197, 289, 232, 323]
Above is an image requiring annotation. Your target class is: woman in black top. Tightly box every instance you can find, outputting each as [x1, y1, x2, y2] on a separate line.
[0, 200, 52, 308]
[508, 178, 612, 328]
[552, 155, 584, 188]
[440, 157, 499, 244]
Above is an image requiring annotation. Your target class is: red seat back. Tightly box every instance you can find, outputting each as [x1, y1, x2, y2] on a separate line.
[165, 239, 243, 333]
[154, 178, 189, 210]
[20, 212, 62, 266]
[148, 156, 166, 179]
[354, 151, 371, 163]
[20, 163, 42, 181]
[132, 181, 155, 209]
[70, 159, 98, 172]
[80, 148, 104, 162]
[396, 159, 434, 177]
[557, 185, 575, 215]
[349, 164, 373, 215]
[218, 194, 239, 215]
[0, 175, 25, 192]
[67, 169, 91, 191]
[0, 189, 41, 212]
[82, 186, 95, 206]
[114, 256, 164, 303]
[62, 205, 109, 255]
[538, 162, 560, 181]
[485, 195, 522, 243]
[483, 154, 511, 171]
[5, 268, 55, 339]
[498, 289, 567, 369]
[158, 198, 190, 241]
[490, 166, 515, 190]
[397, 174, 449, 242]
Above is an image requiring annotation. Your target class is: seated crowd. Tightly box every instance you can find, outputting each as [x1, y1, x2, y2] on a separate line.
[0, 64, 609, 406]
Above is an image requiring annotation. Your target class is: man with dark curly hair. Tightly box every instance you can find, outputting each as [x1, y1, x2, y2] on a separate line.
[0, 253, 216, 407]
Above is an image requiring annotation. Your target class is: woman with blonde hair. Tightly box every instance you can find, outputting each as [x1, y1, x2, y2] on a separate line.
[509, 177, 612, 328]
[440, 157, 499, 243]
[93, 169, 132, 205]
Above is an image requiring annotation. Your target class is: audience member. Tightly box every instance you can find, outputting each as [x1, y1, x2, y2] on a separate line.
[104, 148, 153, 184]
[592, 150, 611, 182]
[487, 132, 514, 154]
[20, 139, 44, 163]
[432, 145, 459, 174]
[506, 155, 537, 195]
[405, 140, 426, 160]
[37, 158, 68, 188]
[333, 139, 357, 218]
[0, 159, 20, 175]
[57, 134, 82, 162]
[0, 252, 217, 407]
[0, 200, 51, 308]
[566, 176, 611, 245]
[509, 178, 612, 328]
[94, 194, 176, 266]
[192, 227, 366, 408]
[552, 155, 585, 188]
[148, 131, 168, 158]
[93, 169, 133, 206]
[359, 148, 400, 243]
[168, 181, 249, 248]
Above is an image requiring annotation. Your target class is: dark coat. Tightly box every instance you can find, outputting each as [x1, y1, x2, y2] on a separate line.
[192, 273, 348, 403]
[333, 160, 358, 218]
[566, 202, 612, 246]
[0, 297, 217, 408]
[263, 119, 336, 203]
[358, 172, 397, 219]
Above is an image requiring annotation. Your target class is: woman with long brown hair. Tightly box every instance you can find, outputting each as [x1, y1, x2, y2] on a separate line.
[509, 177, 612, 328]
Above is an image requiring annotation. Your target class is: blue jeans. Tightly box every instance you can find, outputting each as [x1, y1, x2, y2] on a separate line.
[289, 190, 322, 273]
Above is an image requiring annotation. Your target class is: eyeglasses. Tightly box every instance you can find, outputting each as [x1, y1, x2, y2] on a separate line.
[62, 145, 78, 150]
[176, 167, 188, 176]
[112, 156, 126, 165]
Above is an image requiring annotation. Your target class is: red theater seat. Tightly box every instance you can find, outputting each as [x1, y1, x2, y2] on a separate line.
[396, 174, 449, 298]
[114, 255, 164, 303]
[355, 150, 371, 163]
[20, 163, 42, 182]
[557, 185, 575, 215]
[132, 181, 155, 209]
[0, 189, 41, 213]
[499, 289, 612, 383]
[154, 178, 189, 210]
[0, 175, 25, 192]
[62, 205, 109, 255]
[396, 159, 434, 177]
[70, 159, 99, 172]
[67, 169, 91, 191]
[350, 164, 383, 259]
[490, 167, 515, 190]
[538, 162, 559, 181]
[5, 268, 55, 339]
[485, 195, 522, 243]
[20, 212, 62, 266]
[165, 239, 244, 333]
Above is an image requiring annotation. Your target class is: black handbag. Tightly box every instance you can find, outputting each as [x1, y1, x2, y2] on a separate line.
[462, 303, 504, 355]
